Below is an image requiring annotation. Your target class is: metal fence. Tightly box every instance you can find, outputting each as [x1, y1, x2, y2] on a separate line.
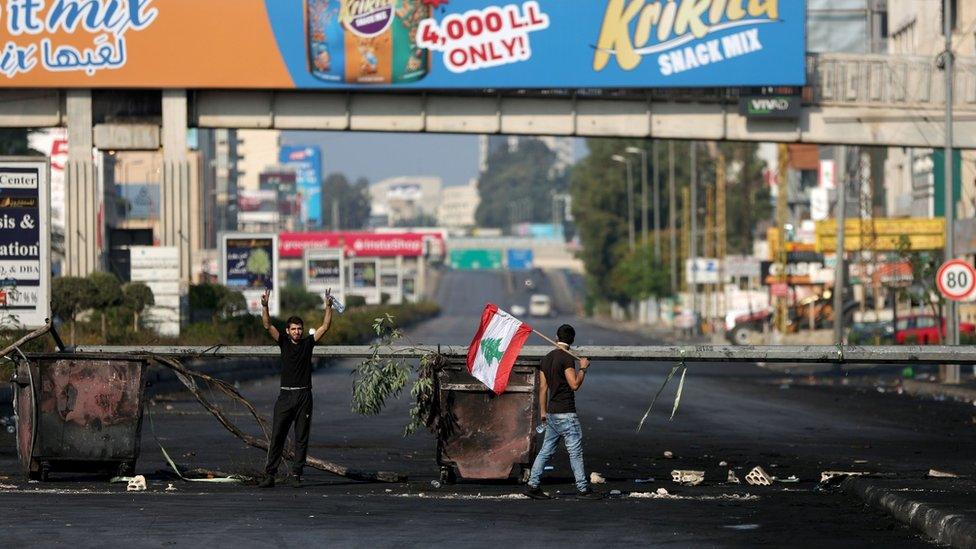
[72, 345, 976, 365]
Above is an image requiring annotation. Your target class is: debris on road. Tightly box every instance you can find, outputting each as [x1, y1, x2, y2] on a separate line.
[165, 483, 177, 491]
[927, 469, 959, 478]
[774, 475, 799, 483]
[663, 451, 674, 459]
[610, 490, 622, 496]
[634, 477, 656, 484]
[590, 472, 606, 484]
[672, 470, 705, 486]
[126, 476, 147, 492]
[727, 470, 741, 484]
[657, 488, 669, 496]
[745, 467, 772, 486]
[719, 461, 728, 467]
[430, 480, 442, 488]
[820, 471, 865, 483]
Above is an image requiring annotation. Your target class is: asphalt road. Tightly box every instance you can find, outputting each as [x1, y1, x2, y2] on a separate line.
[2, 270, 974, 547]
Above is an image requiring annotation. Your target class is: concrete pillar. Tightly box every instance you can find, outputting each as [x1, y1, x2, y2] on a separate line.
[161, 90, 192, 282]
[64, 90, 99, 276]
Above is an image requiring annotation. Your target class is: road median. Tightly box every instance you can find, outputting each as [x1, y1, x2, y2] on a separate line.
[842, 476, 976, 549]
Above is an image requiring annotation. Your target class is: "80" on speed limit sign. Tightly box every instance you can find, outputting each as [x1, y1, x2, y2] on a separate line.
[937, 259, 976, 301]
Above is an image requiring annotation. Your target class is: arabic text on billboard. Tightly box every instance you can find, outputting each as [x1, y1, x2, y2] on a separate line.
[0, 1, 805, 89]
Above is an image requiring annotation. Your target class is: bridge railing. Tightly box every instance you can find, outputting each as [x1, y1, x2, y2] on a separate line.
[810, 52, 976, 111]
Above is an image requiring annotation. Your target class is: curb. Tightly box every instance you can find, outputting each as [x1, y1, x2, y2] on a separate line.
[842, 477, 976, 549]
[902, 379, 976, 404]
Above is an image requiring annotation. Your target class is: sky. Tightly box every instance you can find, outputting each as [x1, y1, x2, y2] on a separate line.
[281, 131, 587, 187]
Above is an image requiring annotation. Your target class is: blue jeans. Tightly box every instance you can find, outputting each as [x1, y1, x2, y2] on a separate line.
[528, 413, 588, 492]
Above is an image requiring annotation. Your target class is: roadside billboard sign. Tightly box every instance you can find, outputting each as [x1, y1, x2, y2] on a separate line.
[280, 231, 435, 259]
[220, 233, 279, 317]
[304, 247, 344, 306]
[130, 246, 180, 337]
[0, 158, 50, 329]
[815, 218, 946, 252]
[279, 146, 322, 227]
[0, 1, 806, 90]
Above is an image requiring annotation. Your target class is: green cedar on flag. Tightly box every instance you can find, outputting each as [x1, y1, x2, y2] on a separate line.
[466, 303, 533, 394]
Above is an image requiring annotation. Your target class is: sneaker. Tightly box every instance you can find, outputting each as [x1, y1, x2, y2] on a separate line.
[257, 475, 275, 488]
[524, 486, 551, 500]
[285, 475, 302, 487]
[576, 488, 603, 500]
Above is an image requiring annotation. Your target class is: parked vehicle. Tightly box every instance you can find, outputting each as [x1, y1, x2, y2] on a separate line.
[848, 320, 894, 345]
[528, 294, 553, 318]
[510, 304, 527, 317]
[894, 315, 976, 345]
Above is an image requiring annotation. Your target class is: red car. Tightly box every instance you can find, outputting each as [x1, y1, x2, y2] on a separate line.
[894, 315, 975, 345]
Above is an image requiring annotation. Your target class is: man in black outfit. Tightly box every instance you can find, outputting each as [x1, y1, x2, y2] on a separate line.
[525, 324, 601, 500]
[258, 288, 333, 488]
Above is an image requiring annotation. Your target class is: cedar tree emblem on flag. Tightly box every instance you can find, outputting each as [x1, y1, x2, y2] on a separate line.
[466, 304, 532, 394]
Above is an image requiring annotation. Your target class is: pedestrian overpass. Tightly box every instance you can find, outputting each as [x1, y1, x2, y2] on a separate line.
[1, 52, 973, 278]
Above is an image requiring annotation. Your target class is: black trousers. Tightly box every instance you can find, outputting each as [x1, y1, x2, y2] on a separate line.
[264, 388, 313, 477]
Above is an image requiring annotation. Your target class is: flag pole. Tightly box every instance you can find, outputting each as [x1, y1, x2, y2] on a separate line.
[532, 329, 584, 361]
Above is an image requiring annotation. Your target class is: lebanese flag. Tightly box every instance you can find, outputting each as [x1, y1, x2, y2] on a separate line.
[466, 304, 533, 394]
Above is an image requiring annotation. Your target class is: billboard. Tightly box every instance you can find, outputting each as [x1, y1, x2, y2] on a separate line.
[351, 259, 379, 289]
[129, 246, 180, 337]
[280, 231, 438, 258]
[0, 1, 805, 89]
[0, 158, 50, 329]
[279, 146, 322, 226]
[304, 247, 344, 305]
[238, 190, 280, 225]
[221, 233, 279, 317]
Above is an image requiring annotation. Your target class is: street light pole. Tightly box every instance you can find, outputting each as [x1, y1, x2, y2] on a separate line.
[612, 154, 636, 252]
[669, 142, 677, 294]
[653, 140, 662, 264]
[944, 0, 959, 346]
[690, 142, 699, 329]
[625, 146, 649, 248]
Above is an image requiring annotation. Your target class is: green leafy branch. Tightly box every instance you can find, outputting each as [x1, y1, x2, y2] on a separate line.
[351, 314, 443, 436]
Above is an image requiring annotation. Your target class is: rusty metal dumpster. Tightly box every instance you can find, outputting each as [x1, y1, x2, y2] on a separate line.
[435, 358, 540, 483]
[11, 354, 149, 481]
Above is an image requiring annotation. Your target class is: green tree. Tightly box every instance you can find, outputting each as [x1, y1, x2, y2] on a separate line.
[88, 272, 123, 339]
[571, 139, 772, 305]
[52, 276, 96, 345]
[321, 173, 371, 230]
[609, 243, 669, 303]
[280, 285, 323, 313]
[122, 282, 155, 332]
[0, 129, 32, 155]
[190, 283, 249, 323]
[476, 139, 567, 230]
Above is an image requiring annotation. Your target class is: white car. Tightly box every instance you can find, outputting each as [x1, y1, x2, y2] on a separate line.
[529, 294, 553, 317]
[510, 304, 527, 317]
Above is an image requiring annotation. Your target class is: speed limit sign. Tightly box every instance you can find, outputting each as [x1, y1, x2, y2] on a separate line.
[936, 259, 976, 301]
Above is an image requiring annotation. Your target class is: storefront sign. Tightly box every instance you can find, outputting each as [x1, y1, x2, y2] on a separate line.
[0, 159, 49, 329]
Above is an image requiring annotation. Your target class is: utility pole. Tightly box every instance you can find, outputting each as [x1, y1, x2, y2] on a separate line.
[690, 142, 699, 330]
[834, 147, 847, 345]
[669, 142, 678, 295]
[717, 152, 727, 323]
[653, 141, 662, 263]
[775, 144, 789, 335]
[944, 0, 959, 347]
[705, 183, 715, 333]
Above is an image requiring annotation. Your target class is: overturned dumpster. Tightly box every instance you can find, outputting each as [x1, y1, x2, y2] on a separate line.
[436, 358, 540, 483]
[11, 354, 149, 481]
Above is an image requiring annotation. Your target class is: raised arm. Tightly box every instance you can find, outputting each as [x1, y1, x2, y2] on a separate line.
[313, 288, 334, 343]
[261, 289, 279, 342]
[564, 357, 590, 391]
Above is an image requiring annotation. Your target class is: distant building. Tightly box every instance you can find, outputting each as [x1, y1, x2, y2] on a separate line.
[884, 0, 976, 218]
[478, 135, 575, 177]
[370, 176, 443, 227]
[437, 179, 480, 229]
[236, 129, 281, 191]
[198, 128, 239, 248]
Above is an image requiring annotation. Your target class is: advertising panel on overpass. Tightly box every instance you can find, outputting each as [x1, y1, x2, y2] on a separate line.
[0, 1, 805, 89]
